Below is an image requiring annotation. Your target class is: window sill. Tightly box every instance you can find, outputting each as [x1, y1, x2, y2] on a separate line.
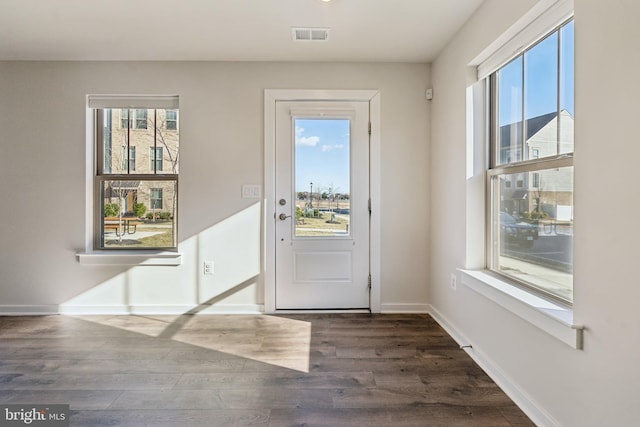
[459, 269, 583, 349]
[76, 251, 182, 266]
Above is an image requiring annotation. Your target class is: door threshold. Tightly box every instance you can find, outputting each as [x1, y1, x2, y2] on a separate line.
[271, 309, 371, 314]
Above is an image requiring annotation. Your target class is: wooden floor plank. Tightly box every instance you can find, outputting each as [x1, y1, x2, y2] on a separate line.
[0, 314, 534, 426]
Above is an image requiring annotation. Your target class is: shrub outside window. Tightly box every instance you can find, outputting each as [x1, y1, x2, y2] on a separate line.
[95, 107, 178, 250]
[488, 20, 574, 304]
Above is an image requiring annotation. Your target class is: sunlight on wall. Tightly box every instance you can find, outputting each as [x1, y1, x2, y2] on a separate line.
[61, 203, 262, 314]
[196, 202, 262, 311]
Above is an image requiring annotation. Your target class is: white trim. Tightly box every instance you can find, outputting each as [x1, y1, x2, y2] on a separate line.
[0, 306, 59, 316]
[85, 95, 181, 255]
[473, 0, 574, 80]
[368, 93, 381, 313]
[428, 304, 561, 427]
[87, 94, 179, 109]
[460, 269, 583, 350]
[21, 304, 265, 316]
[76, 251, 182, 266]
[193, 304, 264, 315]
[380, 303, 429, 313]
[59, 305, 131, 315]
[263, 89, 381, 314]
[272, 309, 370, 315]
[84, 107, 95, 252]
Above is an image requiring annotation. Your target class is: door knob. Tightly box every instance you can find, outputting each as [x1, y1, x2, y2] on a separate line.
[279, 213, 291, 221]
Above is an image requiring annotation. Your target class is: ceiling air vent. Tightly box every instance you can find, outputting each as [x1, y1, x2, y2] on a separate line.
[291, 27, 330, 41]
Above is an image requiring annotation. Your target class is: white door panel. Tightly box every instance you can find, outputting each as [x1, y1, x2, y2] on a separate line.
[294, 251, 352, 282]
[275, 101, 370, 309]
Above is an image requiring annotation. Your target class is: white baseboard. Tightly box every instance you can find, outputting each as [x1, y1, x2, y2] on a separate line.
[59, 305, 193, 315]
[191, 304, 265, 314]
[380, 303, 430, 313]
[0, 305, 59, 315]
[427, 304, 559, 427]
[3, 304, 265, 316]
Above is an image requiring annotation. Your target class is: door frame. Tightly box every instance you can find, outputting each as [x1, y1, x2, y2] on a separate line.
[264, 89, 381, 314]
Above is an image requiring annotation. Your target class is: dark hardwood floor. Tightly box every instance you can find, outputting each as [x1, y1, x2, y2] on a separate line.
[0, 313, 534, 426]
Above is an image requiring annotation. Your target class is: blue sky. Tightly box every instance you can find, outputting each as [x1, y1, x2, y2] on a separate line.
[293, 22, 574, 193]
[498, 20, 574, 125]
[294, 118, 350, 194]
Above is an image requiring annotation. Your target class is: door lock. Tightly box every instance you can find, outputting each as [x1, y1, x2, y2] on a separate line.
[279, 213, 291, 221]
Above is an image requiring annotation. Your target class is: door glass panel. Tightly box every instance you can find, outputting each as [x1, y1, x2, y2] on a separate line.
[294, 118, 351, 237]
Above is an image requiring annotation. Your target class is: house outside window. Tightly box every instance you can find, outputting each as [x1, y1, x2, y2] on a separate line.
[166, 110, 177, 130]
[151, 147, 163, 171]
[532, 172, 540, 188]
[150, 188, 163, 209]
[123, 146, 136, 171]
[120, 109, 129, 129]
[487, 19, 574, 304]
[135, 109, 148, 129]
[90, 96, 179, 250]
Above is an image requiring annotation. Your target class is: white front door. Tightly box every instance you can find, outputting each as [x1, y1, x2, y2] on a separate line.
[274, 101, 370, 309]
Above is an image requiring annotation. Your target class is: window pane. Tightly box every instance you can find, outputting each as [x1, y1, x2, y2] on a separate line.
[120, 109, 129, 129]
[166, 110, 178, 130]
[150, 147, 164, 172]
[491, 166, 574, 302]
[150, 188, 163, 209]
[294, 118, 351, 237]
[559, 20, 575, 154]
[525, 32, 559, 158]
[101, 109, 129, 174]
[497, 57, 523, 165]
[100, 179, 177, 249]
[157, 109, 179, 174]
[100, 108, 179, 175]
[135, 109, 148, 129]
[122, 146, 136, 172]
[489, 20, 574, 303]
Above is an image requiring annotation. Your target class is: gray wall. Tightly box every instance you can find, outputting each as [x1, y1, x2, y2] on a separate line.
[430, 0, 640, 425]
[0, 61, 430, 312]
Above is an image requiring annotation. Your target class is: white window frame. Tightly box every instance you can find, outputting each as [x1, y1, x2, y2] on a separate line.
[487, 17, 574, 305]
[462, 0, 583, 349]
[80, 95, 181, 259]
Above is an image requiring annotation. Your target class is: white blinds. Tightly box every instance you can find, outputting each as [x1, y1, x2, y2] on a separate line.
[474, 0, 573, 80]
[87, 95, 179, 109]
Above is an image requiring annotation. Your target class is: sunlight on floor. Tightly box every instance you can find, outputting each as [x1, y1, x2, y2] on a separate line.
[75, 314, 312, 373]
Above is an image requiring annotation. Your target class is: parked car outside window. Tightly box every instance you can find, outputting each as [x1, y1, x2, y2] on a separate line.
[500, 212, 538, 248]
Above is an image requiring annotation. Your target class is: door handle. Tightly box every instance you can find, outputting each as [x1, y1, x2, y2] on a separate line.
[279, 213, 291, 221]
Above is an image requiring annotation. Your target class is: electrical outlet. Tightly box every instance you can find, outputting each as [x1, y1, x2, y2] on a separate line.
[204, 260, 214, 275]
[450, 273, 457, 290]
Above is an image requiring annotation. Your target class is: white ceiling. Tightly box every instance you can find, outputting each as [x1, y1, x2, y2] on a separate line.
[0, 0, 484, 62]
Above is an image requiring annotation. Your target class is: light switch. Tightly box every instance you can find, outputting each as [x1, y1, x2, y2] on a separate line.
[242, 184, 261, 198]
